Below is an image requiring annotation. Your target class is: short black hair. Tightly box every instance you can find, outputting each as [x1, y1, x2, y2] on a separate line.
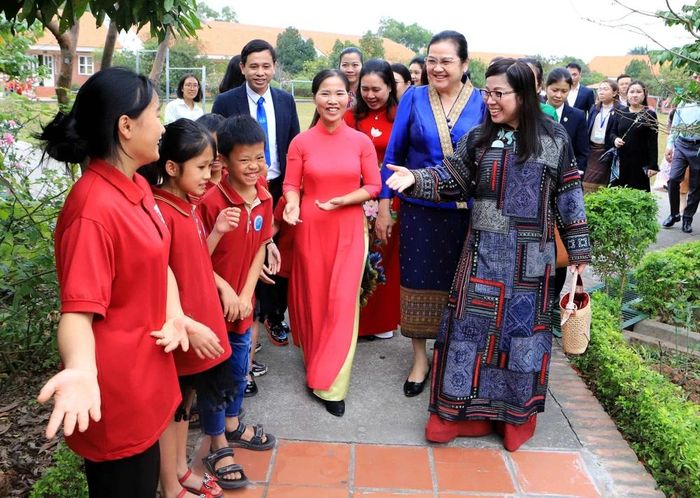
[217, 114, 266, 156]
[241, 39, 276, 65]
[390, 63, 411, 84]
[566, 62, 582, 72]
[339, 47, 364, 65]
[546, 67, 573, 88]
[175, 73, 202, 102]
[616, 73, 631, 82]
[139, 118, 215, 186]
[197, 113, 225, 134]
[428, 30, 468, 62]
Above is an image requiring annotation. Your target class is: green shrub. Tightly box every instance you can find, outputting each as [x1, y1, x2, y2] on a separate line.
[633, 240, 700, 325]
[572, 292, 700, 497]
[30, 443, 88, 498]
[584, 187, 659, 305]
[0, 98, 75, 375]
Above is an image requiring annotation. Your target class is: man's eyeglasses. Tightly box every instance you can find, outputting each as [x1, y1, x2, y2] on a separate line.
[479, 89, 516, 101]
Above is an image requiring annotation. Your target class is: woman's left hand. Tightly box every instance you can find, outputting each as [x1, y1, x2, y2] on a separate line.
[315, 197, 345, 211]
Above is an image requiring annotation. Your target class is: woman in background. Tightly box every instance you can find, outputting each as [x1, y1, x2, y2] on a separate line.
[345, 59, 401, 340]
[165, 73, 204, 124]
[219, 55, 245, 94]
[391, 63, 412, 99]
[339, 47, 364, 109]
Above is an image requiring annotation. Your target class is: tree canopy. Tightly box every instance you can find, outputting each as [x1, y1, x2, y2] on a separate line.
[359, 31, 385, 59]
[377, 17, 430, 53]
[1, 0, 201, 41]
[276, 27, 316, 75]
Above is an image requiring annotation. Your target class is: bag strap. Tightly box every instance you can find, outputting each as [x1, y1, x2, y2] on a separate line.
[566, 269, 579, 311]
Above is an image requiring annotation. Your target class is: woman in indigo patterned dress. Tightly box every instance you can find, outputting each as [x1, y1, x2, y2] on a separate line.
[387, 59, 591, 452]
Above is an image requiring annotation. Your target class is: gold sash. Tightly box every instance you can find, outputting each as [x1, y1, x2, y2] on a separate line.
[428, 82, 474, 158]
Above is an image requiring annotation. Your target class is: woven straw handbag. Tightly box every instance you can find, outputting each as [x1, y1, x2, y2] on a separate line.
[559, 270, 592, 354]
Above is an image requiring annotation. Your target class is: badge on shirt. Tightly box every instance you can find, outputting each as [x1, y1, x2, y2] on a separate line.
[253, 215, 263, 232]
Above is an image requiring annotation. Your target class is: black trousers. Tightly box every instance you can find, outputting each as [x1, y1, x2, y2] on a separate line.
[84, 441, 160, 498]
[256, 177, 289, 324]
[668, 138, 700, 219]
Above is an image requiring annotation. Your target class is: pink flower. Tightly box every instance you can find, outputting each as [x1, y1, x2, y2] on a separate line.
[7, 120, 17, 128]
[2, 133, 15, 145]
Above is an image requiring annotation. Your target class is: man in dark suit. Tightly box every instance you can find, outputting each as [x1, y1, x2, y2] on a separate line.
[566, 63, 595, 117]
[212, 39, 300, 389]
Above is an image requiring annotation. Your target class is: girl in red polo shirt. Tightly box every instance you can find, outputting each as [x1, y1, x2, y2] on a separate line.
[140, 118, 248, 496]
[37, 67, 214, 498]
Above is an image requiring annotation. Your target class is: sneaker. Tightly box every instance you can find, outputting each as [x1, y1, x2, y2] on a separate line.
[254, 342, 262, 353]
[264, 319, 290, 346]
[251, 359, 268, 377]
[244, 376, 258, 397]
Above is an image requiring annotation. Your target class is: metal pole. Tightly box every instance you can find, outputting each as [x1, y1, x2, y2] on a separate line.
[202, 66, 207, 111]
[135, 50, 140, 74]
[165, 46, 170, 102]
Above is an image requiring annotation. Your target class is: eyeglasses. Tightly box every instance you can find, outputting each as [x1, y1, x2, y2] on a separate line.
[184, 83, 199, 88]
[480, 89, 516, 101]
[425, 57, 457, 68]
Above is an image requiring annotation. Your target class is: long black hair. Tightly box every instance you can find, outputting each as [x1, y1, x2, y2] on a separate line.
[309, 69, 350, 127]
[219, 55, 245, 93]
[39, 66, 154, 164]
[476, 58, 549, 162]
[353, 59, 398, 125]
[138, 118, 216, 186]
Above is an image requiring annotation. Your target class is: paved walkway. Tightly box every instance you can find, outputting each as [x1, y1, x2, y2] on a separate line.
[205, 191, 695, 498]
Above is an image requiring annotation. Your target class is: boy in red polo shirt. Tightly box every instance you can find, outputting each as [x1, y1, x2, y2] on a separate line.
[199, 114, 276, 452]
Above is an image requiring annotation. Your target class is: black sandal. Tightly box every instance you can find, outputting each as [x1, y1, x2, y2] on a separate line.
[202, 447, 249, 490]
[225, 421, 276, 451]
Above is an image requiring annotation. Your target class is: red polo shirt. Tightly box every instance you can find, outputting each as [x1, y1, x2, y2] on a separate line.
[198, 179, 273, 333]
[153, 187, 232, 375]
[54, 159, 180, 462]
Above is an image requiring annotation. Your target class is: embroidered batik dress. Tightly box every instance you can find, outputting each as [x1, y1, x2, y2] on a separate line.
[407, 123, 591, 424]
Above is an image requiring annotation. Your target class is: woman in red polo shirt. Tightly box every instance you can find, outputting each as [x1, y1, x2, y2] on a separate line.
[37, 67, 210, 498]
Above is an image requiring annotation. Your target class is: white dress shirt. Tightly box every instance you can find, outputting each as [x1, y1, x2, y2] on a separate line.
[245, 83, 280, 180]
[164, 98, 204, 124]
[567, 84, 580, 107]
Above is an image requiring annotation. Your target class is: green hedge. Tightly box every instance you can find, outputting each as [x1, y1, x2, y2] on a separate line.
[633, 240, 700, 325]
[572, 293, 700, 497]
[30, 443, 87, 498]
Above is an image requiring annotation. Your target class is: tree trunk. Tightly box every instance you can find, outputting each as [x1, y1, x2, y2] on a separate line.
[149, 29, 171, 84]
[45, 19, 79, 109]
[100, 22, 119, 70]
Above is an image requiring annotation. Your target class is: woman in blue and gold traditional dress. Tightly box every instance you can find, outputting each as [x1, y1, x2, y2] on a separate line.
[377, 31, 485, 397]
[386, 59, 591, 451]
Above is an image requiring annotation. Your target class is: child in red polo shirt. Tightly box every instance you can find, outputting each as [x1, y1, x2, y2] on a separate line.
[140, 118, 248, 496]
[36, 67, 210, 498]
[199, 114, 276, 454]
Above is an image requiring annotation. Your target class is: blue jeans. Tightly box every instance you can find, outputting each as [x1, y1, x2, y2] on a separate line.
[199, 328, 251, 436]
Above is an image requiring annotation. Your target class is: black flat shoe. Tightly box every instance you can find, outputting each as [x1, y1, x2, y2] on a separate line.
[662, 214, 681, 227]
[682, 217, 693, 233]
[323, 400, 345, 417]
[403, 366, 431, 397]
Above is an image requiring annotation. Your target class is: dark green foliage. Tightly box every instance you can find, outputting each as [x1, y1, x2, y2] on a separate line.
[276, 27, 316, 76]
[584, 187, 659, 304]
[30, 443, 88, 498]
[572, 293, 700, 497]
[377, 17, 431, 53]
[0, 97, 73, 375]
[359, 31, 385, 59]
[634, 241, 700, 325]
